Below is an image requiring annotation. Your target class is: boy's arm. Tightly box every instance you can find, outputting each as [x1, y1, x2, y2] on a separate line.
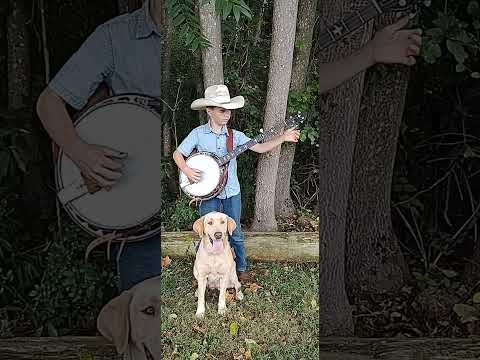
[173, 130, 203, 183]
[250, 128, 299, 154]
[36, 24, 124, 187]
[318, 15, 421, 94]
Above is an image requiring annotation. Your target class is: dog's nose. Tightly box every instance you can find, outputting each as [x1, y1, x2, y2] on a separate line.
[214, 232, 222, 239]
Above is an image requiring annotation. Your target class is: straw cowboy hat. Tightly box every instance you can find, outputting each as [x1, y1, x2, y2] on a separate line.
[191, 84, 245, 111]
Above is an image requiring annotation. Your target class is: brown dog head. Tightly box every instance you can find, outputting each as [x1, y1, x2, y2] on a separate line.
[193, 211, 236, 253]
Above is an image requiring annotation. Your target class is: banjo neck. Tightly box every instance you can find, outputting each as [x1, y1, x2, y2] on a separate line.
[217, 118, 294, 166]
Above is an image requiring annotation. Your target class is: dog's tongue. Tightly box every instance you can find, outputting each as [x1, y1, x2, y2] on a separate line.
[212, 239, 223, 251]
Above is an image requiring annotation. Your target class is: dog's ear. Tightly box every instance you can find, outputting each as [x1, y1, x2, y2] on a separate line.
[97, 289, 132, 354]
[226, 216, 236, 236]
[193, 216, 205, 238]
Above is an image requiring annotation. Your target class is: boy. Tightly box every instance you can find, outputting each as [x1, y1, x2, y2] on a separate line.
[173, 84, 300, 283]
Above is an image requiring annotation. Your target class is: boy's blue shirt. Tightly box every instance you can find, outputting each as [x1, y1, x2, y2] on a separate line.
[48, 0, 162, 110]
[177, 122, 252, 199]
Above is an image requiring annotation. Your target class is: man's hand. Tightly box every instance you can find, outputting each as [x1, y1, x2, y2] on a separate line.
[367, 15, 422, 66]
[282, 128, 301, 143]
[67, 140, 127, 188]
[183, 166, 202, 184]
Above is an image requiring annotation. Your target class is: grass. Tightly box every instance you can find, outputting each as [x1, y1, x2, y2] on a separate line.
[161, 258, 319, 360]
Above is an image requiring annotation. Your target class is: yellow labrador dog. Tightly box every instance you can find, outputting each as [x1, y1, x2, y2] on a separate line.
[193, 211, 244, 318]
[97, 275, 161, 360]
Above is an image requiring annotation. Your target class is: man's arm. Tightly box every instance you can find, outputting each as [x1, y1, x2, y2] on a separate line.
[318, 15, 422, 94]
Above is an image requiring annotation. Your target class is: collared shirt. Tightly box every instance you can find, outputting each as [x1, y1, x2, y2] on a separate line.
[49, 0, 161, 110]
[176, 122, 252, 199]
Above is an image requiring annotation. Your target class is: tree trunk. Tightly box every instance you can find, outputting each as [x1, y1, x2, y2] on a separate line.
[7, 0, 30, 110]
[317, 0, 372, 337]
[160, 0, 173, 157]
[250, 0, 299, 232]
[345, 14, 410, 297]
[275, 0, 318, 219]
[198, 0, 224, 86]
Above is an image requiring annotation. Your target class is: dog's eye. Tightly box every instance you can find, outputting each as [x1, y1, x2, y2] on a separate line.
[208, 221, 213, 225]
[142, 306, 155, 316]
[220, 220, 225, 224]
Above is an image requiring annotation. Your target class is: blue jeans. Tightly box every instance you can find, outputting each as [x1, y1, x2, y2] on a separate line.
[199, 193, 247, 272]
[112, 234, 161, 291]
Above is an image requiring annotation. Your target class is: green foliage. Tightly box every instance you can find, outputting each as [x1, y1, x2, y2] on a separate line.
[162, 195, 199, 231]
[212, 0, 252, 22]
[287, 80, 320, 145]
[27, 222, 116, 336]
[167, 0, 210, 51]
[421, 1, 480, 77]
[168, 0, 253, 52]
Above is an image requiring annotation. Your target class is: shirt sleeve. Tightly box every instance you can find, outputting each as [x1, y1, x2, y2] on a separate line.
[48, 24, 115, 110]
[234, 130, 252, 147]
[176, 128, 199, 156]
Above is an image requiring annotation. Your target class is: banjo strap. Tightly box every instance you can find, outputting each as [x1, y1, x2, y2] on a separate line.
[224, 128, 233, 179]
[227, 128, 233, 152]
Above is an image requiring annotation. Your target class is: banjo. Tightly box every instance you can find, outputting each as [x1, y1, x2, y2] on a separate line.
[53, 93, 162, 259]
[179, 112, 306, 201]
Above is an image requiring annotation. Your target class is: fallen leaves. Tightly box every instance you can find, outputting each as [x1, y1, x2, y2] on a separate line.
[225, 289, 236, 303]
[161, 256, 172, 268]
[245, 282, 261, 294]
[192, 324, 207, 334]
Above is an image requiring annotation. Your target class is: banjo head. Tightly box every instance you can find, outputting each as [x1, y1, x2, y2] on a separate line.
[55, 95, 161, 237]
[179, 152, 223, 198]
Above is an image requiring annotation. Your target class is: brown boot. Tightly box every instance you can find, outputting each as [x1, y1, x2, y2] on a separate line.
[237, 271, 256, 285]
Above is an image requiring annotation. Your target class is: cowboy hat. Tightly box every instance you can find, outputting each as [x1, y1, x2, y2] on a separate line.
[191, 84, 245, 111]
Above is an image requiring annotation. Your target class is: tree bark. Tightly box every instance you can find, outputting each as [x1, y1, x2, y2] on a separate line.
[198, 0, 224, 86]
[160, 0, 173, 157]
[275, 0, 318, 219]
[7, 0, 30, 110]
[345, 14, 410, 297]
[250, 0, 299, 232]
[317, 0, 373, 337]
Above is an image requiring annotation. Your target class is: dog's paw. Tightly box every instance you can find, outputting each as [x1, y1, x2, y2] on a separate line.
[195, 310, 205, 319]
[236, 290, 244, 301]
[218, 306, 226, 315]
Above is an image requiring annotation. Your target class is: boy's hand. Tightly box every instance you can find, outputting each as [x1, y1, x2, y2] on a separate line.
[282, 128, 300, 143]
[367, 15, 422, 66]
[183, 166, 202, 184]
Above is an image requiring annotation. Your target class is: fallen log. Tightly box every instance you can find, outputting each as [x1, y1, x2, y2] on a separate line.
[1, 336, 480, 359]
[0, 336, 119, 360]
[320, 336, 480, 360]
[160, 231, 319, 262]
